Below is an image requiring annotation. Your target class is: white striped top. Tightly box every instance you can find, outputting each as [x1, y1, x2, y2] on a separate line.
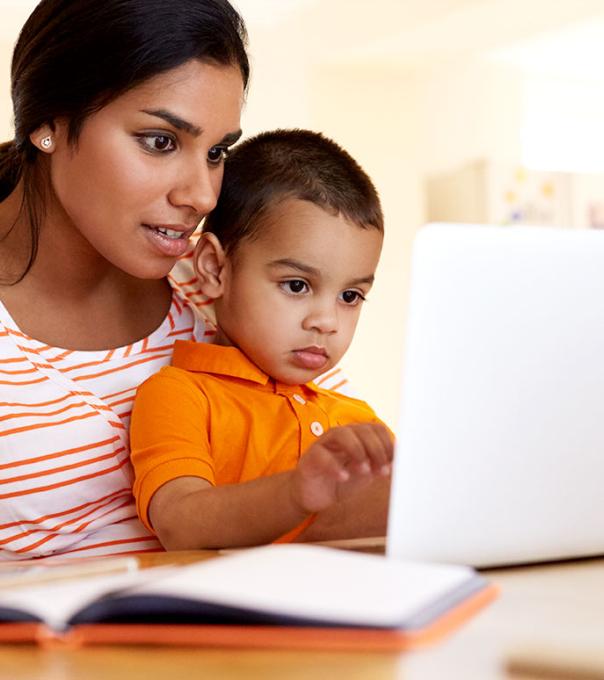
[0, 251, 349, 561]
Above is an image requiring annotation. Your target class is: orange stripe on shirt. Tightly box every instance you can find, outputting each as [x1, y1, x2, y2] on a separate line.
[0, 410, 101, 439]
[106, 396, 134, 410]
[0, 447, 126, 485]
[0, 487, 130, 530]
[0, 392, 88, 409]
[0, 367, 39, 376]
[5, 329, 34, 341]
[0, 497, 132, 547]
[314, 368, 342, 385]
[101, 387, 136, 401]
[51, 350, 75, 362]
[167, 327, 194, 338]
[0, 400, 112, 424]
[0, 435, 121, 472]
[0, 356, 28, 365]
[72, 352, 171, 382]
[10, 501, 134, 553]
[0, 376, 48, 386]
[329, 379, 349, 393]
[0, 457, 131, 500]
[169, 275, 197, 287]
[140, 343, 177, 353]
[54, 534, 156, 555]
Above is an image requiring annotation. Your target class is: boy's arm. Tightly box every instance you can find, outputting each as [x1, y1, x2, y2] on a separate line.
[295, 474, 391, 542]
[146, 422, 392, 550]
[148, 473, 306, 550]
[131, 372, 393, 550]
[149, 463, 391, 550]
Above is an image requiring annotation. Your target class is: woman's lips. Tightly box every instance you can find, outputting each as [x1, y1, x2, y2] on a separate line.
[142, 223, 194, 258]
[291, 347, 329, 370]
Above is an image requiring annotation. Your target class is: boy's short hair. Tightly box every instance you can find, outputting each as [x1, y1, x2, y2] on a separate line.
[203, 129, 383, 253]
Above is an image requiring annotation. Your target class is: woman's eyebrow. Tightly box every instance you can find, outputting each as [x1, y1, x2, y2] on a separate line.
[221, 129, 243, 145]
[141, 108, 202, 136]
[140, 109, 242, 146]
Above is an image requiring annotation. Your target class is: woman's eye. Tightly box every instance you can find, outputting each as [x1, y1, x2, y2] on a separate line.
[137, 134, 176, 153]
[208, 146, 228, 165]
[280, 280, 309, 295]
[340, 290, 366, 306]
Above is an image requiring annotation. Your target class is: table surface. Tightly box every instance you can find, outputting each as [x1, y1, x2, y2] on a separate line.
[1, 546, 604, 680]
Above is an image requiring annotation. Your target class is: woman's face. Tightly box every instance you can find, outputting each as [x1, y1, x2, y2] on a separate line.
[47, 60, 244, 279]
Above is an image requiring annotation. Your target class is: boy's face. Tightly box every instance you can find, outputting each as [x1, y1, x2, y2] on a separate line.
[211, 198, 383, 385]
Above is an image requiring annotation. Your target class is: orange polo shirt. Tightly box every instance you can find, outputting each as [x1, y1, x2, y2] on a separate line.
[130, 340, 385, 531]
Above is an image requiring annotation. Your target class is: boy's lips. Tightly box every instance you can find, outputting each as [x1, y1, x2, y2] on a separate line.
[291, 346, 329, 370]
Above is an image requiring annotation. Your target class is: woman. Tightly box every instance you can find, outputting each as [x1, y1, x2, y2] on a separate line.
[0, 0, 249, 560]
[0, 0, 388, 561]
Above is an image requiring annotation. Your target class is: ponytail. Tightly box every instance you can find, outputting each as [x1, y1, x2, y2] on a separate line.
[0, 140, 22, 201]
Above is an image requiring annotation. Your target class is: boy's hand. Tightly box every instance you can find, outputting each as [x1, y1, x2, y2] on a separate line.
[291, 423, 394, 514]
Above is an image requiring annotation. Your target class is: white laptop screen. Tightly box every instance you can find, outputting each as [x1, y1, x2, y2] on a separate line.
[387, 223, 604, 567]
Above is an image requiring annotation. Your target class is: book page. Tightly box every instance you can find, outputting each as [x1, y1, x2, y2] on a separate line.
[0, 565, 174, 630]
[118, 545, 480, 628]
[0, 546, 481, 630]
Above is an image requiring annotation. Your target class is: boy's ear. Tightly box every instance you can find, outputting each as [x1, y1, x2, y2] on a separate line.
[194, 233, 227, 298]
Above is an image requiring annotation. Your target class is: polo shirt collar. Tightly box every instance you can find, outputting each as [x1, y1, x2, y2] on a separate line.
[172, 340, 269, 385]
[172, 341, 322, 396]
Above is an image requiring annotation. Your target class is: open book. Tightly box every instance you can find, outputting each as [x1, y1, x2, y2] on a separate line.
[0, 545, 496, 650]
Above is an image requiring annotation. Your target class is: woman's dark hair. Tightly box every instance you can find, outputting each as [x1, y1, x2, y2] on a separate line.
[203, 129, 384, 254]
[0, 0, 249, 282]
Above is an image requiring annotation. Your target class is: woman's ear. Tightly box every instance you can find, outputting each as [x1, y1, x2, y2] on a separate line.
[194, 232, 227, 299]
[30, 119, 68, 154]
[30, 123, 56, 154]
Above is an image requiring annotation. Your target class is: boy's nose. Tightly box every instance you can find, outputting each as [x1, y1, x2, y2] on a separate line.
[302, 304, 338, 335]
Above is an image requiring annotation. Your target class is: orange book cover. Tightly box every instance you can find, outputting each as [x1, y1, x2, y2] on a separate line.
[0, 545, 496, 651]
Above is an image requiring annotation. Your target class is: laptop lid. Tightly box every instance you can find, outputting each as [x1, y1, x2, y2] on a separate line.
[387, 223, 604, 567]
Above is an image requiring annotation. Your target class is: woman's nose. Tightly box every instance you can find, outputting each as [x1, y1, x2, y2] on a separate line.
[168, 160, 220, 217]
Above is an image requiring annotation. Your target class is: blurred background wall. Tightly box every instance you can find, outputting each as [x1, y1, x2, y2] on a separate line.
[2, 0, 604, 426]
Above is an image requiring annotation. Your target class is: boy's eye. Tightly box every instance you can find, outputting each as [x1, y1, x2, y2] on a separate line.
[339, 289, 366, 306]
[280, 280, 309, 295]
[208, 146, 228, 165]
[136, 133, 176, 153]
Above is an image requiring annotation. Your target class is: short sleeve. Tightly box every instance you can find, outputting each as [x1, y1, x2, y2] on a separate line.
[130, 368, 215, 532]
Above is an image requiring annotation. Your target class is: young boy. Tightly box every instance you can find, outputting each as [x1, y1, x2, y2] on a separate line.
[130, 129, 393, 550]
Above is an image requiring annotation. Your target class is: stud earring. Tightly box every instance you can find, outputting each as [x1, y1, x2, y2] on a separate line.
[40, 135, 53, 150]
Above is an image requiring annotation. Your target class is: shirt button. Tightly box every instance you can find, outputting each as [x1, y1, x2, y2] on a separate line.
[293, 394, 306, 405]
[310, 421, 324, 437]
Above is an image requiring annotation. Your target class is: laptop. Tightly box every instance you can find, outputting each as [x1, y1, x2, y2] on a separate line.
[387, 223, 604, 567]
